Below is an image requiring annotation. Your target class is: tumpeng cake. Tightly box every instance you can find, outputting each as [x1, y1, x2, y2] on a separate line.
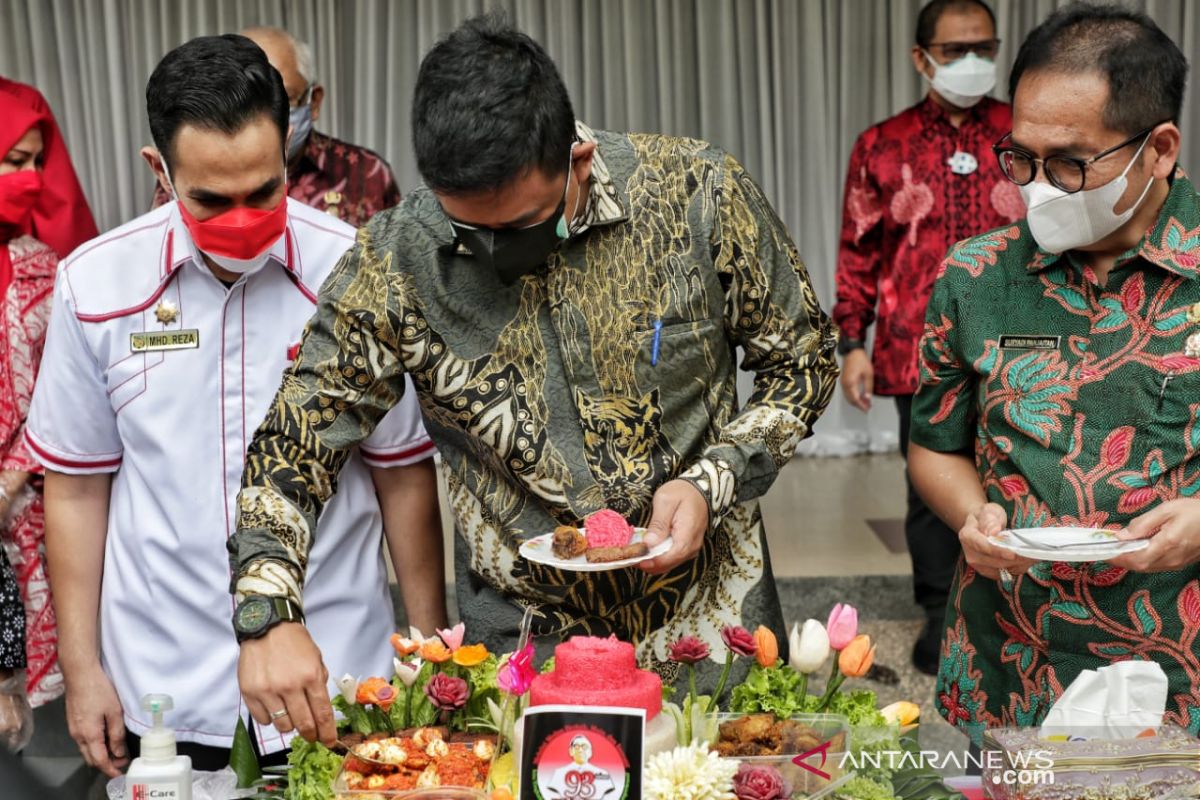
[526, 635, 678, 757]
[531, 635, 662, 720]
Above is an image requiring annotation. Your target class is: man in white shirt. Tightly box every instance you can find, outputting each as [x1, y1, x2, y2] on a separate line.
[26, 34, 442, 775]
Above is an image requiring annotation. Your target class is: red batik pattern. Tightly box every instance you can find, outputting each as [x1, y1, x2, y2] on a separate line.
[0, 236, 58, 706]
[835, 97, 1021, 395]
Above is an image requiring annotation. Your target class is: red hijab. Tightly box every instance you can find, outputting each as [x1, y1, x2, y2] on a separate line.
[0, 91, 52, 293]
[0, 77, 98, 259]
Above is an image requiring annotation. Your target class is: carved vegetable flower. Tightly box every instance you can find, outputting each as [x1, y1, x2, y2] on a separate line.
[424, 673, 469, 712]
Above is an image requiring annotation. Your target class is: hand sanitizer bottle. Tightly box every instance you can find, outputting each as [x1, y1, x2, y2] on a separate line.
[126, 694, 192, 800]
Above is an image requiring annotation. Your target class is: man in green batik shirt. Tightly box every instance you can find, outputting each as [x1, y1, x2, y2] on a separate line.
[910, 3, 1200, 745]
[227, 14, 838, 744]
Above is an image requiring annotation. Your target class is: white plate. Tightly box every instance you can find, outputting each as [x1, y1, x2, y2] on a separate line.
[519, 527, 671, 571]
[994, 526, 1149, 562]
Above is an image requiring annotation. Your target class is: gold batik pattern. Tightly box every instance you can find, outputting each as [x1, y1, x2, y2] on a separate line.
[231, 124, 838, 687]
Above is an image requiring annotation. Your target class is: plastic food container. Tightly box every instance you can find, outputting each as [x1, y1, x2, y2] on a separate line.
[330, 777, 489, 799]
[706, 712, 853, 799]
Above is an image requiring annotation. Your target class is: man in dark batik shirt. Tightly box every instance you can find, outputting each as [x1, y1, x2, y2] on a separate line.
[152, 27, 400, 227]
[227, 14, 838, 746]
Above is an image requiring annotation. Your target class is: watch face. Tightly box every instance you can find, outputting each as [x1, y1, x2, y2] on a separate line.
[236, 597, 272, 634]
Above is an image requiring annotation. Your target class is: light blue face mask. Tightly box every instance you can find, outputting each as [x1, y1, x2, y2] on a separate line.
[287, 103, 313, 162]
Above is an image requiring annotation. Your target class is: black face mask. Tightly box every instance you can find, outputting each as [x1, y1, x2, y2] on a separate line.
[451, 196, 569, 285]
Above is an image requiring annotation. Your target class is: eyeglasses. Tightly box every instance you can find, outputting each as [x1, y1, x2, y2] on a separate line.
[992, 126, 1158, 194]
[926, 39, 1000, 60]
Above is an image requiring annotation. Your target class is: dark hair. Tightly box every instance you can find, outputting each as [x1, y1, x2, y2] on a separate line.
[1009, 2, 1188, 135]
[412, 12, 576, 195]
[146, 34, 289, 168]
[915, 0, 996, 48]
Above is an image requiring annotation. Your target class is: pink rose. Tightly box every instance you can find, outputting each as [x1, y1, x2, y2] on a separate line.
[424, 673, 469, 712]
[733, 763, 790, 800]
[721, 625, 758, 658]
[669, 636, 710, 665]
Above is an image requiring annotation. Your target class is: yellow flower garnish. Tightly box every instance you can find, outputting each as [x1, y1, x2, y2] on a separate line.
[452, 643, 490, 667]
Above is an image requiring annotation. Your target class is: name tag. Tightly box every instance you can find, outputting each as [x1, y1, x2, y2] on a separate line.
[130, 329, 200, 352]
[999, 334, 1061, 351]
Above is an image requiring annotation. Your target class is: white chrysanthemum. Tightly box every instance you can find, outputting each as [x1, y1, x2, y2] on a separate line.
[644, 742, 738, 800]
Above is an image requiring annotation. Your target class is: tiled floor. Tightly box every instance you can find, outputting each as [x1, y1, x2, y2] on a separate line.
[31, 453, 981, 794]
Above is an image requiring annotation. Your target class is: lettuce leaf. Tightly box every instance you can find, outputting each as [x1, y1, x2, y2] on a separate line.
[285, 738, 342, 800]
[834, 775, 898, 800]
[729, 664, 805, 717]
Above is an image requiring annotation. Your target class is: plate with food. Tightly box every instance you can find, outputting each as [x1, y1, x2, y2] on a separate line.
[994, 526, 1148, 562]
[519, 509, 672, 571]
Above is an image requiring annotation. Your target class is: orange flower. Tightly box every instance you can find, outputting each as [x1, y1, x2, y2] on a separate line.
[452, 643, 490, 667]
[355, 676, 398, 711]
[754, 626, 779, 668]
[390, 633, 420, 656]
[838, 634, 876, 678]
[420, 639, 453, 663]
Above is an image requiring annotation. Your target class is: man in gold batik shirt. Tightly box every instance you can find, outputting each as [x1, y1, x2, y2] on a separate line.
[227, 13, 838, 744]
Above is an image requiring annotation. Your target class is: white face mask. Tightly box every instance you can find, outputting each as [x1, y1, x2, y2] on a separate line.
[1018, 134, 1155, 254]
[924, 52, 996, 109]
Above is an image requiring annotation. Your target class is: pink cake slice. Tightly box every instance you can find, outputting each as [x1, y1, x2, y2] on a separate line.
[583, 509, 634, 549]
[530, 635, 662, 721]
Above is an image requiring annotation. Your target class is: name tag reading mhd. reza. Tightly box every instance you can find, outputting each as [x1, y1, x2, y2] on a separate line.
[999, 334, 1061, 351]
[130, 329, 200, 352]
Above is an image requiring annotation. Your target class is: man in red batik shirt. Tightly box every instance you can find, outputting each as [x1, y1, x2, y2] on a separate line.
[833, 0, 1024, 674]
[152, 27, 400, 227]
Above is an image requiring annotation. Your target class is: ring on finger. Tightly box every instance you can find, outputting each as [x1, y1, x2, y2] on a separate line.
[999, 568, 1014, 584]
[270, 708, 289, 721]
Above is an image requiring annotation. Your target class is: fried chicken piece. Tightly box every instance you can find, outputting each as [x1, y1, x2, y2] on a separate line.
[713, 740, 738, 757]
[552, 525, 588, 559]
[584, 542, 649, 563]
[720, 713, 776, 745]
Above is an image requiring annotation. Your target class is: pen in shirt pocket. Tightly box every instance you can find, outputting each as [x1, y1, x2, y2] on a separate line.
[650, 318, 663, 366]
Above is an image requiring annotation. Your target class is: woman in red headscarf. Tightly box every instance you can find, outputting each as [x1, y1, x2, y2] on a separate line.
[0, 88, 64, 720]
[0, 78, 97, 258]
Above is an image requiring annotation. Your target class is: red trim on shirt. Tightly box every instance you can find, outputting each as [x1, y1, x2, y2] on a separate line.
[283, 267, 318, 304]
[360, 439, 436, 464]
[75, 231, 178, 323]
[24, 431, 122, 469]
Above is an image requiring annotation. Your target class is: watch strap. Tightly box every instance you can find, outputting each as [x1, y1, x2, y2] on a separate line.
[234, 595, 305, 643]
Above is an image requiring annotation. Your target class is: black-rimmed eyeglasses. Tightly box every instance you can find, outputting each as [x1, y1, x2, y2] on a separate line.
[992, 126, 1158, 194]
[926, 39, 1000, 60]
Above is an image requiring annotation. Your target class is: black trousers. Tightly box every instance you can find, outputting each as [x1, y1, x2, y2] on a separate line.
[896, 394, 961, 621]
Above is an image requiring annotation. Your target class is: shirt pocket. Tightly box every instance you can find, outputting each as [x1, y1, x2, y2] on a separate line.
[632, 317, 725, 433]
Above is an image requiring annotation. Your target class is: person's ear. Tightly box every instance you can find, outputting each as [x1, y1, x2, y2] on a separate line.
[912, 46, 933, 79]
[1148, 122, 1181, 181]
[310, 84, 326, 125]
[140, 146, 172, 196]
[571, 141, 596, 186]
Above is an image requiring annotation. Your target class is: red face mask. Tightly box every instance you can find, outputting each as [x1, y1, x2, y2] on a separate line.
[177, 192, 288, 270]
[0, 170, 43, 228]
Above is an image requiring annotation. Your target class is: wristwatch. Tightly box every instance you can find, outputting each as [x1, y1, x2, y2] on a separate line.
[837, 337, 865, 356]
[233, 595, 304, 643]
